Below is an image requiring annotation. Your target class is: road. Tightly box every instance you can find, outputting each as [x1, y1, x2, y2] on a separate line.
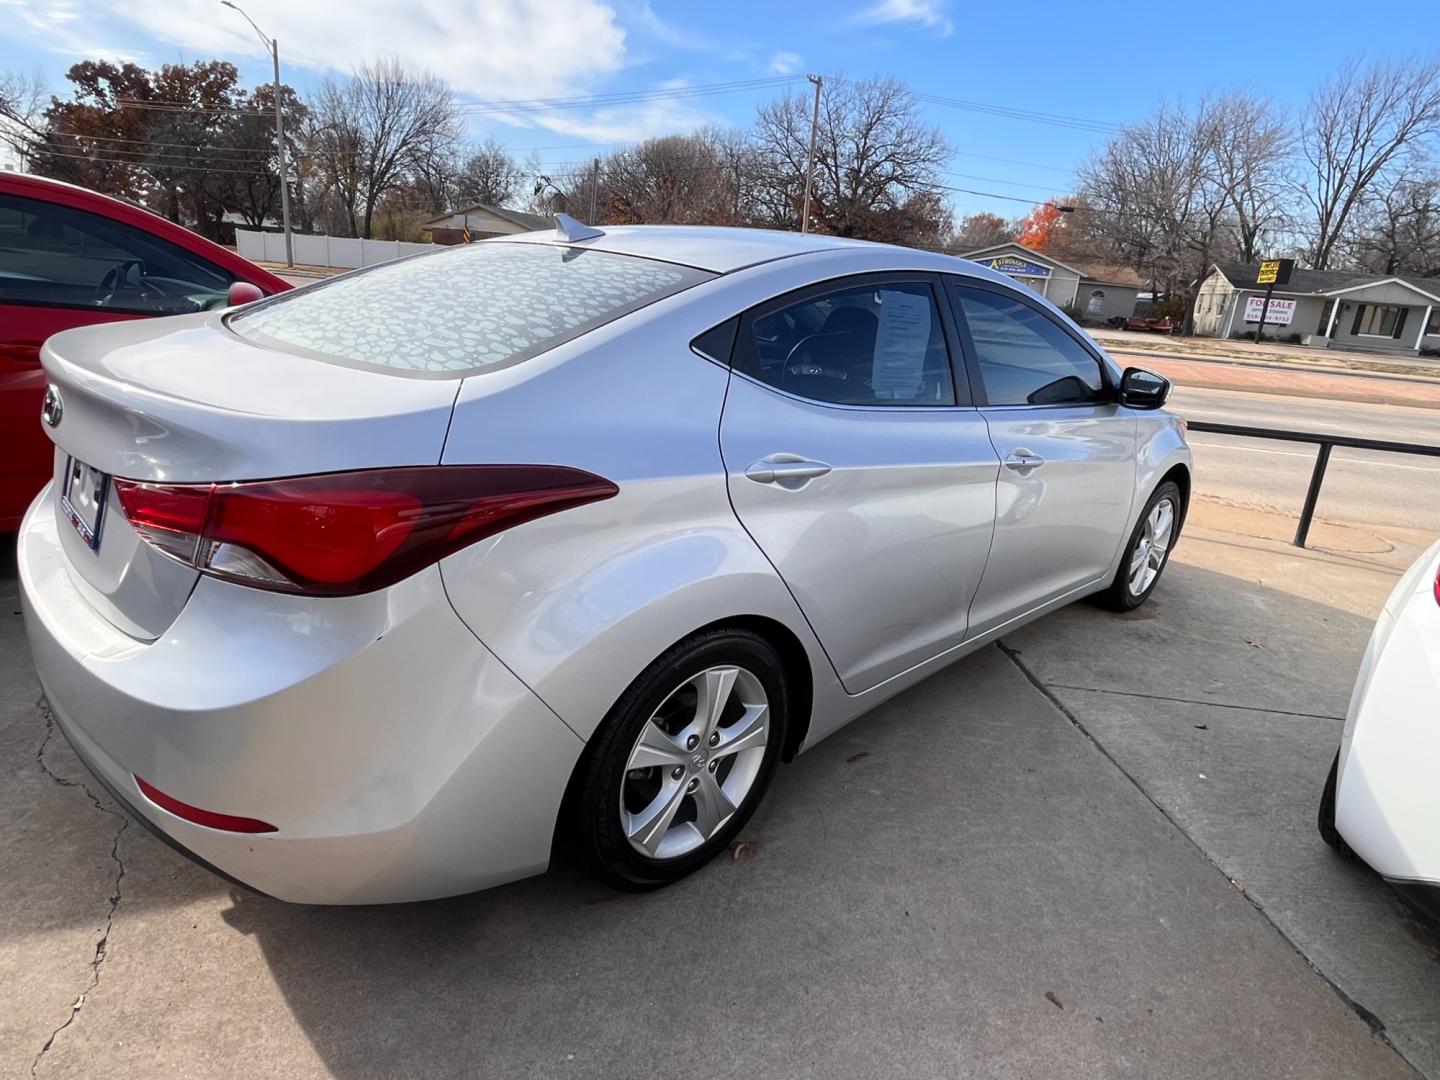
[1171, 385, 1440, 537]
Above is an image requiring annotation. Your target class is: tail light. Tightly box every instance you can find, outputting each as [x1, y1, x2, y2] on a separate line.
[113, 465, 617, 597]
[1434, 564, 1440, 607]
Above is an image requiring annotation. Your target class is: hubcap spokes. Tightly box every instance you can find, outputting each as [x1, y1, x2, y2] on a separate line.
[1129, 498, 1174, 596]
[621, 666, 770, 860]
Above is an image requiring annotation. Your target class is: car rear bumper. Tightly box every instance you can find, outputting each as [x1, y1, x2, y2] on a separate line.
[1334, 541, 1440, 887]
[19, 483, 585, 904]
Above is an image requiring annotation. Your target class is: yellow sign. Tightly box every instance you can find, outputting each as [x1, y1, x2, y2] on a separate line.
[1257, 260, 1282, 284]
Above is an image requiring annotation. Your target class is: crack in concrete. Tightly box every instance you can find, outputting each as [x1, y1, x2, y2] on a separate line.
[994, 640, 1420, 1075]
[30, 705, 128, 1078]
[1046, 682, 1346, 722]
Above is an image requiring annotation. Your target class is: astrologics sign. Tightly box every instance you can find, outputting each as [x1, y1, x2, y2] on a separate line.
[1244, 296, 1296, 325]
[978, 254, 1053, 279]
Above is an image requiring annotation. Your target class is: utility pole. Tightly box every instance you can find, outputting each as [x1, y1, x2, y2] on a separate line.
[801, 74, 822, 235]
[221, 1, 294, 267]
[589, 157, 599, 223]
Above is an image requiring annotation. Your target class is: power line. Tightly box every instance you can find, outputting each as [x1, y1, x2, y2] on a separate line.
[914, 91, 1122, 135]
[28, 146, 278, 177]
[33, 130, 279, 156]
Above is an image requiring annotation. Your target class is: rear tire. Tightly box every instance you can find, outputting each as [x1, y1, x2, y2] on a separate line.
[1096, 480, 1182, 612]
[1318, 748, 1360, 861]
[574, 628, 788, 891]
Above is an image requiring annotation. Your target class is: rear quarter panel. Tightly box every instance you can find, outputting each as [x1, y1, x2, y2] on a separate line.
[436, 264, 844, 743]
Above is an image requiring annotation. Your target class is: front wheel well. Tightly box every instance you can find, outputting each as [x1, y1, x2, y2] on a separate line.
[1157, 462, 1192, 530]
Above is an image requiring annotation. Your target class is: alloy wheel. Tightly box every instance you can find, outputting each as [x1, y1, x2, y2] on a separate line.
[1128, 497, 1175, 596]
[619, 666, 770, 860]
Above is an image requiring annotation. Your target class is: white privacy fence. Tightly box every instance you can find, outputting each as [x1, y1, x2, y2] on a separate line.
[235, 229, 435, 269]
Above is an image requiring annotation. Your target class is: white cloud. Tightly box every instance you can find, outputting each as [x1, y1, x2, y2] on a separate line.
[518, 87, 716, 144]
[849, 0, 953, 36]
[627, 1, 715, 52]
[767, 51, 803, 75]
[1, 0, 147, 61]
[4, 0, 719, 144]
[9, 0, 628, 100]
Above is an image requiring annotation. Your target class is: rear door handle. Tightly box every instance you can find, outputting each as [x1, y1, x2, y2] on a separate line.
[1004, 449, 1045, 472]
[745, 455, 833, 488]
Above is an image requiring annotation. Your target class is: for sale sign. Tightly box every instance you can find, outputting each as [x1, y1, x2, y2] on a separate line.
[1244, 296, 1296, 325]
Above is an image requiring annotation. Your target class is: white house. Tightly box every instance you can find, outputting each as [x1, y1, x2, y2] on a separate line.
[1194, 262, 1440, 354]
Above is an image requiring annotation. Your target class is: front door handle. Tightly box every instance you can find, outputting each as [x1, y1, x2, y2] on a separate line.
[745, 455, 833, 488]
[1003, 449, 1045, 472]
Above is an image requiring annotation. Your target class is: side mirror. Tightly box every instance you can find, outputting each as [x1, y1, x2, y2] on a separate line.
[227, 281, 265, 307]
[1118, 366, 1171, 410]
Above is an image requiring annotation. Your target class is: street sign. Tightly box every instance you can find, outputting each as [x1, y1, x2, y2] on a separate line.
[1244, 296, 1295, 325]
[1256, 259, 1294, 286]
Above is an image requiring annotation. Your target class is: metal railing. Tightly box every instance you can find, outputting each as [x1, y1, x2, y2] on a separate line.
[1186, 421, 1440, 548]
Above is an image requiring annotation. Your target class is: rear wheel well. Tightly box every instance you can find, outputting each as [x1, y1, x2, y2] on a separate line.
[693, 615, 813, 762]
[551, 614, 815, 863]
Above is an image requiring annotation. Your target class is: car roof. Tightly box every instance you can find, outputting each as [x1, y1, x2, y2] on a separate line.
[490, 224, 903, 274]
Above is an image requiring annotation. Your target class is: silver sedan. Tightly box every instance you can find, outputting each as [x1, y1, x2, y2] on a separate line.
[19, 220, 1190, 903]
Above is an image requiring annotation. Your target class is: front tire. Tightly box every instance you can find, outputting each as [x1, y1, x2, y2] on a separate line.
[575, 628, 788, 890]
[1097, 480, 1182, 612]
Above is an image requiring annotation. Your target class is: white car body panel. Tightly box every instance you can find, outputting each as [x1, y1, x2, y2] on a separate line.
[1335, 539, 1440, 888]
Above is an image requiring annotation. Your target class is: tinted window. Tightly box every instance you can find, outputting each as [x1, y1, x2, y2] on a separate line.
[233, 242, 711, 376]
[744, 281, 955, 406]
[0, 192, 236, 314]
[950, 284, 1105, 406]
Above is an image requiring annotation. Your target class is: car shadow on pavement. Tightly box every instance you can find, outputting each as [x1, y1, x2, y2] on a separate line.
[206, 563, 1433, 1080]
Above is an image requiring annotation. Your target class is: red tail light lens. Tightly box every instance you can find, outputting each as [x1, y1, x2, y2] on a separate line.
[113, 465, 617, 596]
[1434, 564, 1440, 607]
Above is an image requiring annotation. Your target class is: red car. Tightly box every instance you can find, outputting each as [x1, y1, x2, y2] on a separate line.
[0, 173, 291, 529]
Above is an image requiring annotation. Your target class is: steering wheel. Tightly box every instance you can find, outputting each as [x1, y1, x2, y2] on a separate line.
[94, 259, 146, 306]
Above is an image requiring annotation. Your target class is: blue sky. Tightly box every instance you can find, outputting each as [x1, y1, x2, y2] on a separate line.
[1, 0, 1433, 218]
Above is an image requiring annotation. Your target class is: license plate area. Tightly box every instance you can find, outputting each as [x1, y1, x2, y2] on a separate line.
[61, 457, 110, 551]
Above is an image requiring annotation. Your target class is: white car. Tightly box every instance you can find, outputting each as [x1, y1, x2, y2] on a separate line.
[1321, 538, 1440, 918]
[20, 220, 1190, 904]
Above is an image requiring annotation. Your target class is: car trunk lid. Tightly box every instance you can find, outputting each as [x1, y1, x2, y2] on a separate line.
[40, 312, 460, 640]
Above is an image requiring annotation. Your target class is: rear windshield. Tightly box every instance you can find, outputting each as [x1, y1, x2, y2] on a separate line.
[230, 241, 712, 376]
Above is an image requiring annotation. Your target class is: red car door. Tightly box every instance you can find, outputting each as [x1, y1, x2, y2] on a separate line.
[0, 175, 289, 529]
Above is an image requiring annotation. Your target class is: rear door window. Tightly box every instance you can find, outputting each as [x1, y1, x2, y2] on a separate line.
[232, 242, 713, 376]
[739, 279, 957, 406]
[0, 191, 237, 314]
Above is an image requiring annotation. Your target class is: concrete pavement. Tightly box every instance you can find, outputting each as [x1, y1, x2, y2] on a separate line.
[3, 506, 1433, 1077]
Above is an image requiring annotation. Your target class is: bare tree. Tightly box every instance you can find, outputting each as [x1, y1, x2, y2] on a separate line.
[1080, 98, 1237, 331]
[950, 212, 1016, 250]
[752, 75, 951, 241]
[0, 70, 48, 164]
[311, 58, 460, 238]
[597, 132, 737, 225]
[453, 137, 525, 207]
[1300, 57, 1440, 269]
[1209, 91, 1293, 261]
[1346, 172, 1440, 276]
